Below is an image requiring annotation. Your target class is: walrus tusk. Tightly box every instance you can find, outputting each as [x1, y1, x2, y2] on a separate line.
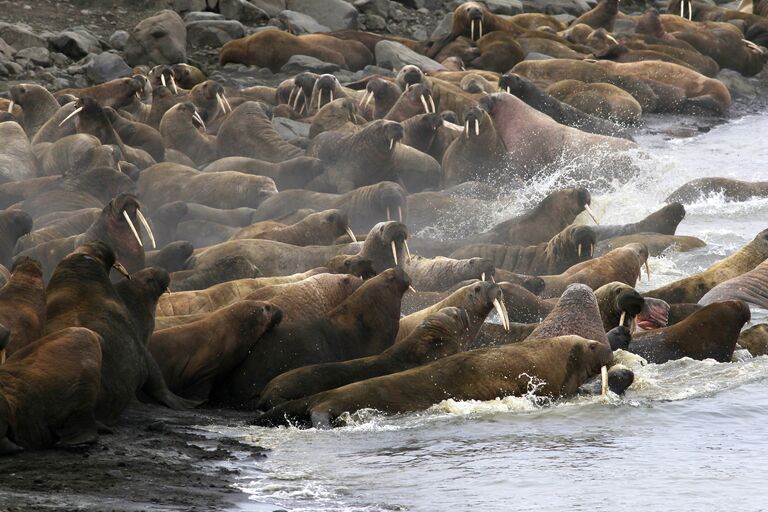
[398, 206, 403, 222]
[222, 94, 232, 112]
[493, 297, 510, 331]
[113, 261, 131, 279]
[584, 204, 599, 224]
[601, 366, 608, 396]
[578, 244, 582, 257]
[479, 19, 483, 39]
[362, 90, 373, 109]
[170, 75, 178, 94]
[58, 106, 84, 126]
[292, 88, 303, 110]
[490, 275, 495, 283]
[161, 74, 167, 87]
[288, 86, 297, 107]
[389, 137, 395, 150]
[464, 120, 470, 138]
[403, 239, 412, 260]
[420, 94, 430, 113]
[743, 39, 765, 53]
[429, 95, 436, 113]
[645, 261, 651, 280]
[619, 311, 626, 328]
[590, 244, 594, 257]
[135, 209, 156, 249]
[409, 285, 417, 293]
[123, 210, 143, 248]
[7, 100, 13, 112]
[687, 0, 692, 20]
[329, 90, 334, 103]
[345, 226, 357, 243]
[387, 207, 391, 221]
[680, 0, 684, 17]
[505, 86, 511, 94]
[471, 19, 475, 41]
[192, 111, 206, 131]
[481, 272, 486, 281]
[606, 34, 619, 45]
[474, 119, 479, 136]
[216, 93, 227, 114]
[391, 240, 398, 266]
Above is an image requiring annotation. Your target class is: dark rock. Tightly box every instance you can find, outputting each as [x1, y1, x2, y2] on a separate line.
[485, 0, 523, 15]
[171, 0, 206, 13]
[109, 30, 130, 51]
[362, 14, 387, 31]
[187, 20, 245, 48]
[86, 51, 132, 83]
[280, 54, 341, 74]
[277, 10, 330, 33]
[354, 0, 391, 18]
[184, 12, 226, 23]
[285, 0, 358, 30]
[48, 30, 101, 60]
[217, 0, 270, 23]
[375, 40, 446, 72]
[16, 47, 51, 67]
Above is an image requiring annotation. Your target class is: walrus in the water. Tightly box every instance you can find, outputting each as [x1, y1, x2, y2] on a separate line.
[212, 267, 411, 407]
[737, 324, 768, 357]
[159, 102, 217, 167]
[477, 92, 638, 183]
[231, 209, 356, 246]
[0, 327, 103, 454]
[403, 256, 495, 292]
[539, 243, 649, 299]
[699, 258, 768, 309]
[545, 79, 643, 126]
[0, 257, 46, 357]
[497, 73, 633, 139]
[629, 300, 750, 363]
[594, 233, 705, 257]
[254, 335, 611, 428]
[498, 281, 554, 324]
[0, 209, 33, 267]
[572, 0, 619, 31]
[593, 282, 669, 333]
[442, 106, 508, 187]
[450, 225, 596, 276]
[591, 202, 686, 241]
[666, 177, 768, 204]
[219, 31, 347, 71]
[645, 228, 768, 304]
[148, 301, 283, 401]
[44, 241, 192, 423]
[256, 307, 472, 410]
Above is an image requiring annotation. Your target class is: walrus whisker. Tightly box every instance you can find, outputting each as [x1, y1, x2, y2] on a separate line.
[601, 366, 608, 396]
[112, 261, 131, 280]
[58, 106, 84, 126]
[391, 240, 398, 266]
[7, 100, 12, 113]
[122, 210, 143, 248]
[429, 95, 436, 113]
[345, 226, 358, 243]
[420, 94, 430, 114]
[474, 119, 479, 136]
[584, 204, 600, 224]
[135, 209, 157, 249]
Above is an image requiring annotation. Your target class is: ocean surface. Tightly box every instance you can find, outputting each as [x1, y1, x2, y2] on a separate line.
[203, 113, 768, 512]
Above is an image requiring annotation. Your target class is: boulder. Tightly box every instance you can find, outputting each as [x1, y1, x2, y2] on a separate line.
[49, 30, 102, 60]
[187, 20, 245, 47]
[375, 40, 447, 72]
[0, 23, 46, 50]
[86, 52, 132, 83]
[249, 0, 287, 17]
[0, 37, 15, 60]
[277, 10, 330, 33]
[273, 117, 310, 140]
[15, 47, 51, 67]
[485, 0, 523, 15]
[354, 0, 391, 18]
[285, 0, 358, 30]
[280, 54, 341, 74]
[172, 0, 206, 13]
[184, 12, 226, 22]
[108, 30, 130, 51]
[217, 0, 270, 23]
[124, 10, 187, 66]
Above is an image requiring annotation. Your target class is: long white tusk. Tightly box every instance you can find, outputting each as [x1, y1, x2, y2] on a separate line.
[601, 366, 608, 397]
[389, 137, 395, 150]
[288, 86, 296, 107]
[161, 74, 167, 87]
[7, 100, 13, 113]
[170, 75, 178, 94]
[429, 95, 436, 113]
[217, 92, 227, 114]
[471, 19, 475, 41]
[490, 275, 495, 283]
[222, 94, 232, 112]
[397, 206, 403, 222]
[391, 240, 398, 266]
[464, 120, 470, 138]
[420, 93, 430, 113]
[493, 297, 510, 332]
[479, 19, 483, 39]
[680, 0, 683, 17]
[687, 0, 692, 20]
[135, 209, 156, 249]
[192, 111, 206, 131]
[474, 119, 479, 136]
[584, 204, 599, 224]
[590, 244, 594, 257]
[578, 244, 582, 257]
[619, 311, 626, 328]
[58, 106, 84, 126]
[645, 261, 651, 280]
[387, 207, 392, 221]
[345, 226, 357, 243]
[362, 90, 372, 109]
[292, 88, 302, 110]
[481, 272, 486, 281]
[123, 210, 143, 248]
[329, 90, 334, 103]
[409, 285, 417, 293]
[403, 239, 412, 260]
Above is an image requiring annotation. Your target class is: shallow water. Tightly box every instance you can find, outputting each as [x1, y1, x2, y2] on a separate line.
[205, 114, 768, 511]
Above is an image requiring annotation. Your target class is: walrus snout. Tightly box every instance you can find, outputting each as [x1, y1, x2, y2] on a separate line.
[498, 73, 525, 95]
[607, 326, 632, 351]
[468, 257, 495, 282]
[398, 65, 425, 88]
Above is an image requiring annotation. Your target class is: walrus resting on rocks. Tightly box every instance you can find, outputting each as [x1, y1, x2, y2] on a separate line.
[253, 335, 612, 428]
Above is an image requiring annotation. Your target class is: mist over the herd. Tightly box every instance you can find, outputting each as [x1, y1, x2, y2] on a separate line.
[1, 0, 768, 510]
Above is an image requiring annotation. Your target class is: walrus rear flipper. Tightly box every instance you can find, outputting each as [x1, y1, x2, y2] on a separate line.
[251, 398, 313, 428]
[141, 356, 202, 410]
[55, 408, 99, 449]
[0, 436, 23, 455]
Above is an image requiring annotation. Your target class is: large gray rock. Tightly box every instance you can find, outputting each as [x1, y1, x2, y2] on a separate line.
[172, 0, 206, 13]
[354, 0, 390, 18]
[273, 116, 310, 140]
[280, 54, 340, 74]
[86, 51, 132, 83]
[109, 30, 130, 50]
[375, 40, 446, 72]
[0, 37, 15, 60]
[286, 0, 358, 30]
[218, 0, 270, 23]
[187, 20, 245, 47]
[15, 46, 51, 67]
[430, 12, 453, 40]
[184, 12, 226, 22]
[718, 69, 759, 99]
[250, 0, 287, 17]
[277, 10, 330, 33]
[521, 0, 592, 15]
[48, 30, 101, 60]
[124, 10, 187, 66]
[0, 23, 46, 50]
[485, 0, 523, 14]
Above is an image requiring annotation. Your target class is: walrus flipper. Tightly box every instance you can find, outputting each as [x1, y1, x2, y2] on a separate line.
[141, 355, 202, 410]
[0, 436, 23, 455]
[55, 407, 99, 449]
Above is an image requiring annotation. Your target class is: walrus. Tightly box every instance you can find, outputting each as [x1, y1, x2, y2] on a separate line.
[145, 241, 194, 273]
[9, 83, 61, 137]
[0, 327, 103, 453]
[361, 78, 404, 120]
[401, 113, 445, 155]
[231, 209, 356, 246]
[55, 76, 145, 110]
[572, 0, 619, 30]
[251, 181, 407, 232]
[450, 2, 566, 41]
[497, 73, 633, 139]
[699, 258, 768, 309]
[0, 118, 37, 184]
[169, 255, 260, 292]
[477, 92, 638, 183]
[0, 257, 46, 357]
[384, 83, 437, 122]
[666, 177, 768, 204]
[103, 107, 165, 162]
[202, 156, 324, 190]
[629, 300, 750, 363]
[595, 233, 705, 257]
[592, 203, 686, 241]
[322, 254, 377, 279]
[190, 221, 409, 276]
[308, 98, 360, 139]
[645, 228, 768, 304]
[450, 225, 596, 275]
[442, 106, 509, 186]
[44, 241, 192, 423]
[498, 281, 554, 324]
[137, 162, 277, 211]
[219, 31, 348, 71]
[171, 63, 207, 89]
[737, 324, 768, 357]
[256, 307, 472, 410]
[593, 282, 669, 333]
[0, 209, 33, 267]
[253, 335, 611, 428]
[212, 267, 411, 407]
[539, 243, 649, 299]
[403, 256, 495, 292]
[159, 102, 217, 166]
[148, 300, 283, 401]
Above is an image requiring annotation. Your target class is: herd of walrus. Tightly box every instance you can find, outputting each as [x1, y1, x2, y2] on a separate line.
[1, 0, 768, 452]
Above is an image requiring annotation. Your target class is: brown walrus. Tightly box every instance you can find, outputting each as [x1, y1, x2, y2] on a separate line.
[666, 177, 768, 204]
[202, 156, 324, 190]
[253, 335, 611, 428]
[212, 267, 411, 408]
[442, 106, 508, 186]
[403, 256, 495, 292]
[231, 209, 356, 246]
[159, 102, 217, 167]
[594, 233, 705, 257]
[591, 202, 686, 240]
[219, 31, 348, 71]
[148, 301, 283, 401]
[593, 282, 669, 332]
[9, 84, 61, 137]
[0, 257, 45, 357]
[737, 324, 768, 357]
[0, 209, 33, 267]
[572, 0, 619, 31]
[256, 307, 471, 410]
[645, 228, 768, 303]
[628, 300, 750, 363]
[699, 258, 768, 309]
[0, 327, 103, 454]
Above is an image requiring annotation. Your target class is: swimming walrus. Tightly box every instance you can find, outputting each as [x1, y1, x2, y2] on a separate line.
[256, 307, 472, 410]
[0, 257, 46, 357]
[594, 233, 705, 257]
[0, 327, 103, 454]
[212, 267, 411, 408]
[628, 300, 750, 363]
[591, 203, 686, 241]
[593, 282, 669, 333]
[44, 242, 192, 423]
[666, 177, 768, 204]
[254, 335, 611, 428]
[148, 300, 283, 401]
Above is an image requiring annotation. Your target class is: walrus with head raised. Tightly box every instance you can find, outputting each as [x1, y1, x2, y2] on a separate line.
[450, 225, 596, 275]
[159, 102, 217, 166]
[254, 334, 611, 428]
[145, 241, 194, 274]
[9, 84, 61, 138]
[256, 307, 472, 410]
[360, 78, 403, 120]
[212, 267, 411, 408]
[442, 106, 508, 186]
[593, 282, 669, 333]
[231, 209, 356, 246]
[645, 228, 768, 304]
[0, 257, 45, 358]
[0, 116, 37, 184]
[629, 300, 750, 363]
[45, 241, 193, 423]
[148, 300, 283, 401]
[591, 203, 686, 241]
[572, 0, 619, 30]
[0, 327, 103, 454]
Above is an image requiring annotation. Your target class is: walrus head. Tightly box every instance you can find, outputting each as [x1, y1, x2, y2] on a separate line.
[114, 267, 171, 342]
[395, 65, 426, 90]
[361, 78, 404, 116]
[10, 256, 42, 279]
[360, 221, 409, 272]
[497, 73, 534, 97]
[170, 63, 207, 89]
[635, 8, 668, 39]
[105, 76, 147, 109]
[324, 255, 377, 280]
[104, 193, 156, 252]
[311, 74, 343, 112]
[546, 225, 597, 270]
[314, 210, 356, 241]
[369, 181, 407, 225]
[190, 80, 231, 116]
[165, 102, 207, 132]
[452, 2, 487, 41]
[461, 106, 494, 140]
[9, 83, 52, 110]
